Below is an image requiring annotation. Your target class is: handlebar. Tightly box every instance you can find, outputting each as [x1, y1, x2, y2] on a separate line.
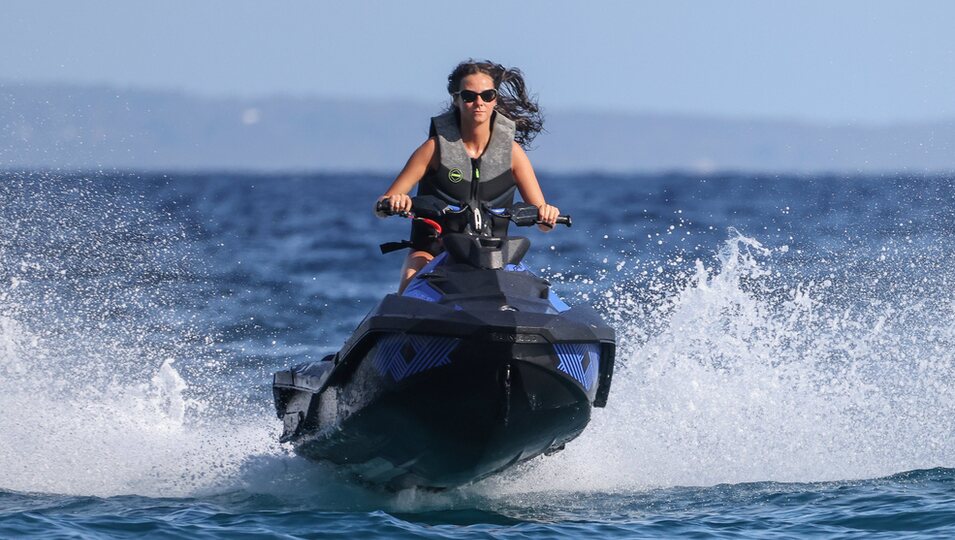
[553, 216, 573, 227]
[376, 198, 571, 228]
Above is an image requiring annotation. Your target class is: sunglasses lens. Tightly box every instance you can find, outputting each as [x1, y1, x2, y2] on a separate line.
[457, 89, 497, 103]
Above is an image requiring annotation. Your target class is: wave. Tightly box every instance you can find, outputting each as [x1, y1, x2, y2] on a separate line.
[489, 230, 955, 493]
[2, 174, 953, 502]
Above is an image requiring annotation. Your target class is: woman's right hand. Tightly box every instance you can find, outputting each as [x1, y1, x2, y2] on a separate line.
[376, 194, 412, 216]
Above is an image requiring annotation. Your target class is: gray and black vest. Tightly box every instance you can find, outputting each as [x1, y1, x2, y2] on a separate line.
[417, 110, 517, 210]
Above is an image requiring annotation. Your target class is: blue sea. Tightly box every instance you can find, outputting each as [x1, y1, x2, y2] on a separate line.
[2, 171, 955, 538]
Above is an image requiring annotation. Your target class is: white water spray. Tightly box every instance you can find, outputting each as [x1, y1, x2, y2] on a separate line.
[488, 230, 955, 493]
[0, 313, 279, 497]
[0, 178, 284, 498]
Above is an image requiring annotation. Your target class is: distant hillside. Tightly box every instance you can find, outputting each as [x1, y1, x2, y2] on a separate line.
[2, 82, 954, 173]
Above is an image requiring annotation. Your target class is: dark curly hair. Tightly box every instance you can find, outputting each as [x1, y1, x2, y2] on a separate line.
[446, 59, 544, 148]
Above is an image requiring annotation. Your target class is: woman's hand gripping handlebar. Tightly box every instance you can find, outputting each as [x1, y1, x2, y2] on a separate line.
[504, 202, 572, 228]
[375, 196, 446, 234]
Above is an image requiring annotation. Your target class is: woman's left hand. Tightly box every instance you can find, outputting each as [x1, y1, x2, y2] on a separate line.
[537, 203, 559, 230]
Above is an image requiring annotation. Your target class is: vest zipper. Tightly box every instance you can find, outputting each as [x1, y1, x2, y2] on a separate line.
[470, 157, 483, 233]
[470, 157, 481, 203]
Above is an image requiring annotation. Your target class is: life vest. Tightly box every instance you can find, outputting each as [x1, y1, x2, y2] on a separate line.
[417, 110, 516, 209]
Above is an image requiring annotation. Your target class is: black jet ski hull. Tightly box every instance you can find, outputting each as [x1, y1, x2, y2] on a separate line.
[273, 233, 615, 490]
[275, 336, 601, 489]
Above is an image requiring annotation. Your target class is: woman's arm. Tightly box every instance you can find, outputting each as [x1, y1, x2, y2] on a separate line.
[512, 141, 559, 228]
[377, 138, 437, 214]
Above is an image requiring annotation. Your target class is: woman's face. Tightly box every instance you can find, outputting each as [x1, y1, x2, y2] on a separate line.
[455, 72, 497, 125]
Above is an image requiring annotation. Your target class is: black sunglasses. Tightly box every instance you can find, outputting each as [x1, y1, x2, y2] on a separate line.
[455, 89, 498, 103]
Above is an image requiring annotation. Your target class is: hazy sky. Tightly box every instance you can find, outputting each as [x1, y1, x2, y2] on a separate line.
[3, 0, 954, 123]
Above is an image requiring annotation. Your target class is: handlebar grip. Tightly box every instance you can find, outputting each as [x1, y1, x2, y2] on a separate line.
[376, 199, 411, 218]
[375, 199, 393, 215]
[535, 215, 572, 228]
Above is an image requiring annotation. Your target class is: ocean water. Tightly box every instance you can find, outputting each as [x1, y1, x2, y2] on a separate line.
[1, 171, 955, 538]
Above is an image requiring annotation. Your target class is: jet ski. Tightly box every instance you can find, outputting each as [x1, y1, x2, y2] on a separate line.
[272, 197, 616, 490]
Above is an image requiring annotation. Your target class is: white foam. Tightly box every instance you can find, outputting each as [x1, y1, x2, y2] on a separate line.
[0, 322, 283, 497]
[486, 230, 955, 494]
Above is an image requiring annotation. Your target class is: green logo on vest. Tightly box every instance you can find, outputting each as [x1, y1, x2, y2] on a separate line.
[448, 168, 463, 183]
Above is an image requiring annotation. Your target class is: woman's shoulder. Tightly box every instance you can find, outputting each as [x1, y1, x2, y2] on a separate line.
[411, 137, 437, 151]
[411, 137, 439, 170]
[511, 140, 532, 168]
[418, 137, 437, 152]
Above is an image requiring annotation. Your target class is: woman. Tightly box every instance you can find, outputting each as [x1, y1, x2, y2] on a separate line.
[378, 60, 559, 292]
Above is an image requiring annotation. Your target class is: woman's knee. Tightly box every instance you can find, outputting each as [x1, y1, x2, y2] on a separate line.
[399, 250, 434, 292]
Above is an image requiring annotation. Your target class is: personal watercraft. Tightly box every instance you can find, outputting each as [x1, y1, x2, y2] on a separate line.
[272, 197, 616, 490]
